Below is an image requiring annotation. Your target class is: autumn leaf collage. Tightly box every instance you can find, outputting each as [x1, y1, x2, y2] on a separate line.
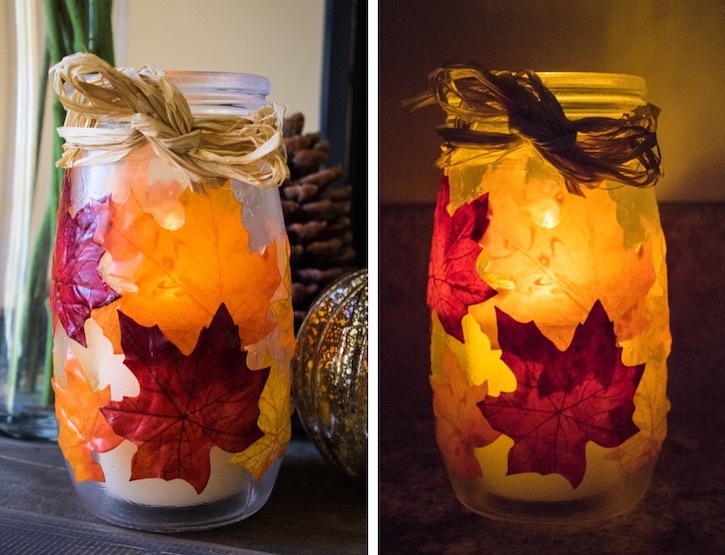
[49, 155, 294, 500]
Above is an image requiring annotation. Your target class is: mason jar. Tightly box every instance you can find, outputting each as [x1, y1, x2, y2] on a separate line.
[422, 67, 670, 522]
[48, 54, 294, 531]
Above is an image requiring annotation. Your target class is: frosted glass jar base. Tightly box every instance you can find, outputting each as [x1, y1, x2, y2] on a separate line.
[72, 459, 281, 532]
[449, 463, 656, 524]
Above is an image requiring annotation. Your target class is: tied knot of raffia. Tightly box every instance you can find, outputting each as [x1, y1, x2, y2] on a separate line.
[50, 52, 289, 191]
[408, 62, 662, 195]
[130, 113, 202, 153]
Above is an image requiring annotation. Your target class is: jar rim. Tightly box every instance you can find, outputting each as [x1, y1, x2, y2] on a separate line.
[529, 72, 647, 119]
[442, 71, 651, 128]
[537, 72, 647, 96]
[165, 71, 271, 96]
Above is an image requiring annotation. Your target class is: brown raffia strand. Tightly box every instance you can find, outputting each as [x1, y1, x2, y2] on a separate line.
[408, 61, 662, 196]
[49, 53, 289, 192]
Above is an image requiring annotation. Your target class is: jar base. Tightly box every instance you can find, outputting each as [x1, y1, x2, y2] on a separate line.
[0, 410, 57, 441]
[72, 459, 281, 532]
[449, 464, 655, 524]
[456, 490, 643, 524]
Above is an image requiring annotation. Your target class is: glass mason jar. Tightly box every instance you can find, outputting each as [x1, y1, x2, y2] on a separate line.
[425, 68, 670, 522]
[49, 57, 294, 531]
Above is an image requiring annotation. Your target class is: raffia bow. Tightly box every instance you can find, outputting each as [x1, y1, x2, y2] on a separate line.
[409, 62, 662, 195]
[50, 53, 289, 191]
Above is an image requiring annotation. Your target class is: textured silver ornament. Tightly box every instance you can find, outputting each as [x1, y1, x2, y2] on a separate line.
[292, 269, 368, 482]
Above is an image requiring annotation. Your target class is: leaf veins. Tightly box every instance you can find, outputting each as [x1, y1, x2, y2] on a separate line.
[53, 352, 124, 483]
[427, 176, 497, 342]
[50, 189, 120, 347]
[477, 300, 644, 488]
[100, 303, 269, 494]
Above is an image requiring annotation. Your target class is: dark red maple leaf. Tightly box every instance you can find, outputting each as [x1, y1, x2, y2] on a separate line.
[477, 300, 644, 488]
[100, 303, 269, 494]
[50, 193, 120, 347]
[427, 176, 496, 342]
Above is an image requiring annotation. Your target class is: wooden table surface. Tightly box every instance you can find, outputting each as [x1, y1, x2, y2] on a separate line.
[0, 429, 367, 554]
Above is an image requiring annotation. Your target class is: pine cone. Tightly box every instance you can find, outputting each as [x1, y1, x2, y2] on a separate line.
[281, 113, 357, 329]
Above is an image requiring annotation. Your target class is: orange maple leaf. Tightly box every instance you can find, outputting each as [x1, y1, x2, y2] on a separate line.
[482, 157, 656, 349]
[98, 184, 281, 354]
[53, 352, 124, 483]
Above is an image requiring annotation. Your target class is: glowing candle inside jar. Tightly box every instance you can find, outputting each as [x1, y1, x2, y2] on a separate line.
[423, 67, 670, 523]
[51, 152, 293, 510]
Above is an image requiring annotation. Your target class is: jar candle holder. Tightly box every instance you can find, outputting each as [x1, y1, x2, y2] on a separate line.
[415, 64, 671, 523]
[48, 53, 294, 532]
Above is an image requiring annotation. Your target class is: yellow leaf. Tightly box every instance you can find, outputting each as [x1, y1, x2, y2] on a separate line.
[604, 360, 669, 473]
[607, 298, 670, 473]
[431, 342, 499, 478]
[430, 313, 448, 383]
[447, 313, 516, 395]
[228, 362, 292, 480]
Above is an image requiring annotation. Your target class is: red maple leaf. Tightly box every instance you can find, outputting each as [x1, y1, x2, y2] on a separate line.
[56, 170, 72, 216]
[50, 193, 120, 347]
[477, 301, 644, 488]
[100, 303, 269, 494]
[427, 176, 496, 342]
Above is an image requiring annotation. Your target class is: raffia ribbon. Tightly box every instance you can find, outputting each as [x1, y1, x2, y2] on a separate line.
[409, 62, 662, 195]
[50, 53, 289, 191]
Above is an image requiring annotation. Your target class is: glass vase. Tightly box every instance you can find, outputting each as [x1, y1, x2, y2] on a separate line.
[49, 60, 294, 531]
[0, 0, 57, 440]
[425, 68, 671, 523]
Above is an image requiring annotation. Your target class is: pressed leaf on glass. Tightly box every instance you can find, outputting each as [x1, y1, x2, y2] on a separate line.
[427, 176, 497, 342]
[482, 160, 656, 348]
[607, 296, 671, 473]
[604, 367, 669, 475]
[228, 363, 292, 480]
[478, 301, 644, 488]
[100, 304, 269, 494]
[229, 261, 294, 480]
[431, 314, 500, 478]
[53, 352, 124, 483]
[97, 185, 281, 354]
[50, 193, 120, 347]
[448, 313, 516, 396]
[264, 252, 297, 366]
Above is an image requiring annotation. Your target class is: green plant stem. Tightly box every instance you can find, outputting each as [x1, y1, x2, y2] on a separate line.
[35, 47, 50, 171]
[45, 0, 72, 59]
[21, 189, 53, 396]
[24, 37, 52, 402]
[37, 103, 67, 405]
[63, 0, 89, 52]
[89, 0, 114, 64]
[9, 0, 115, 411]
[12, 0, 70, 398]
